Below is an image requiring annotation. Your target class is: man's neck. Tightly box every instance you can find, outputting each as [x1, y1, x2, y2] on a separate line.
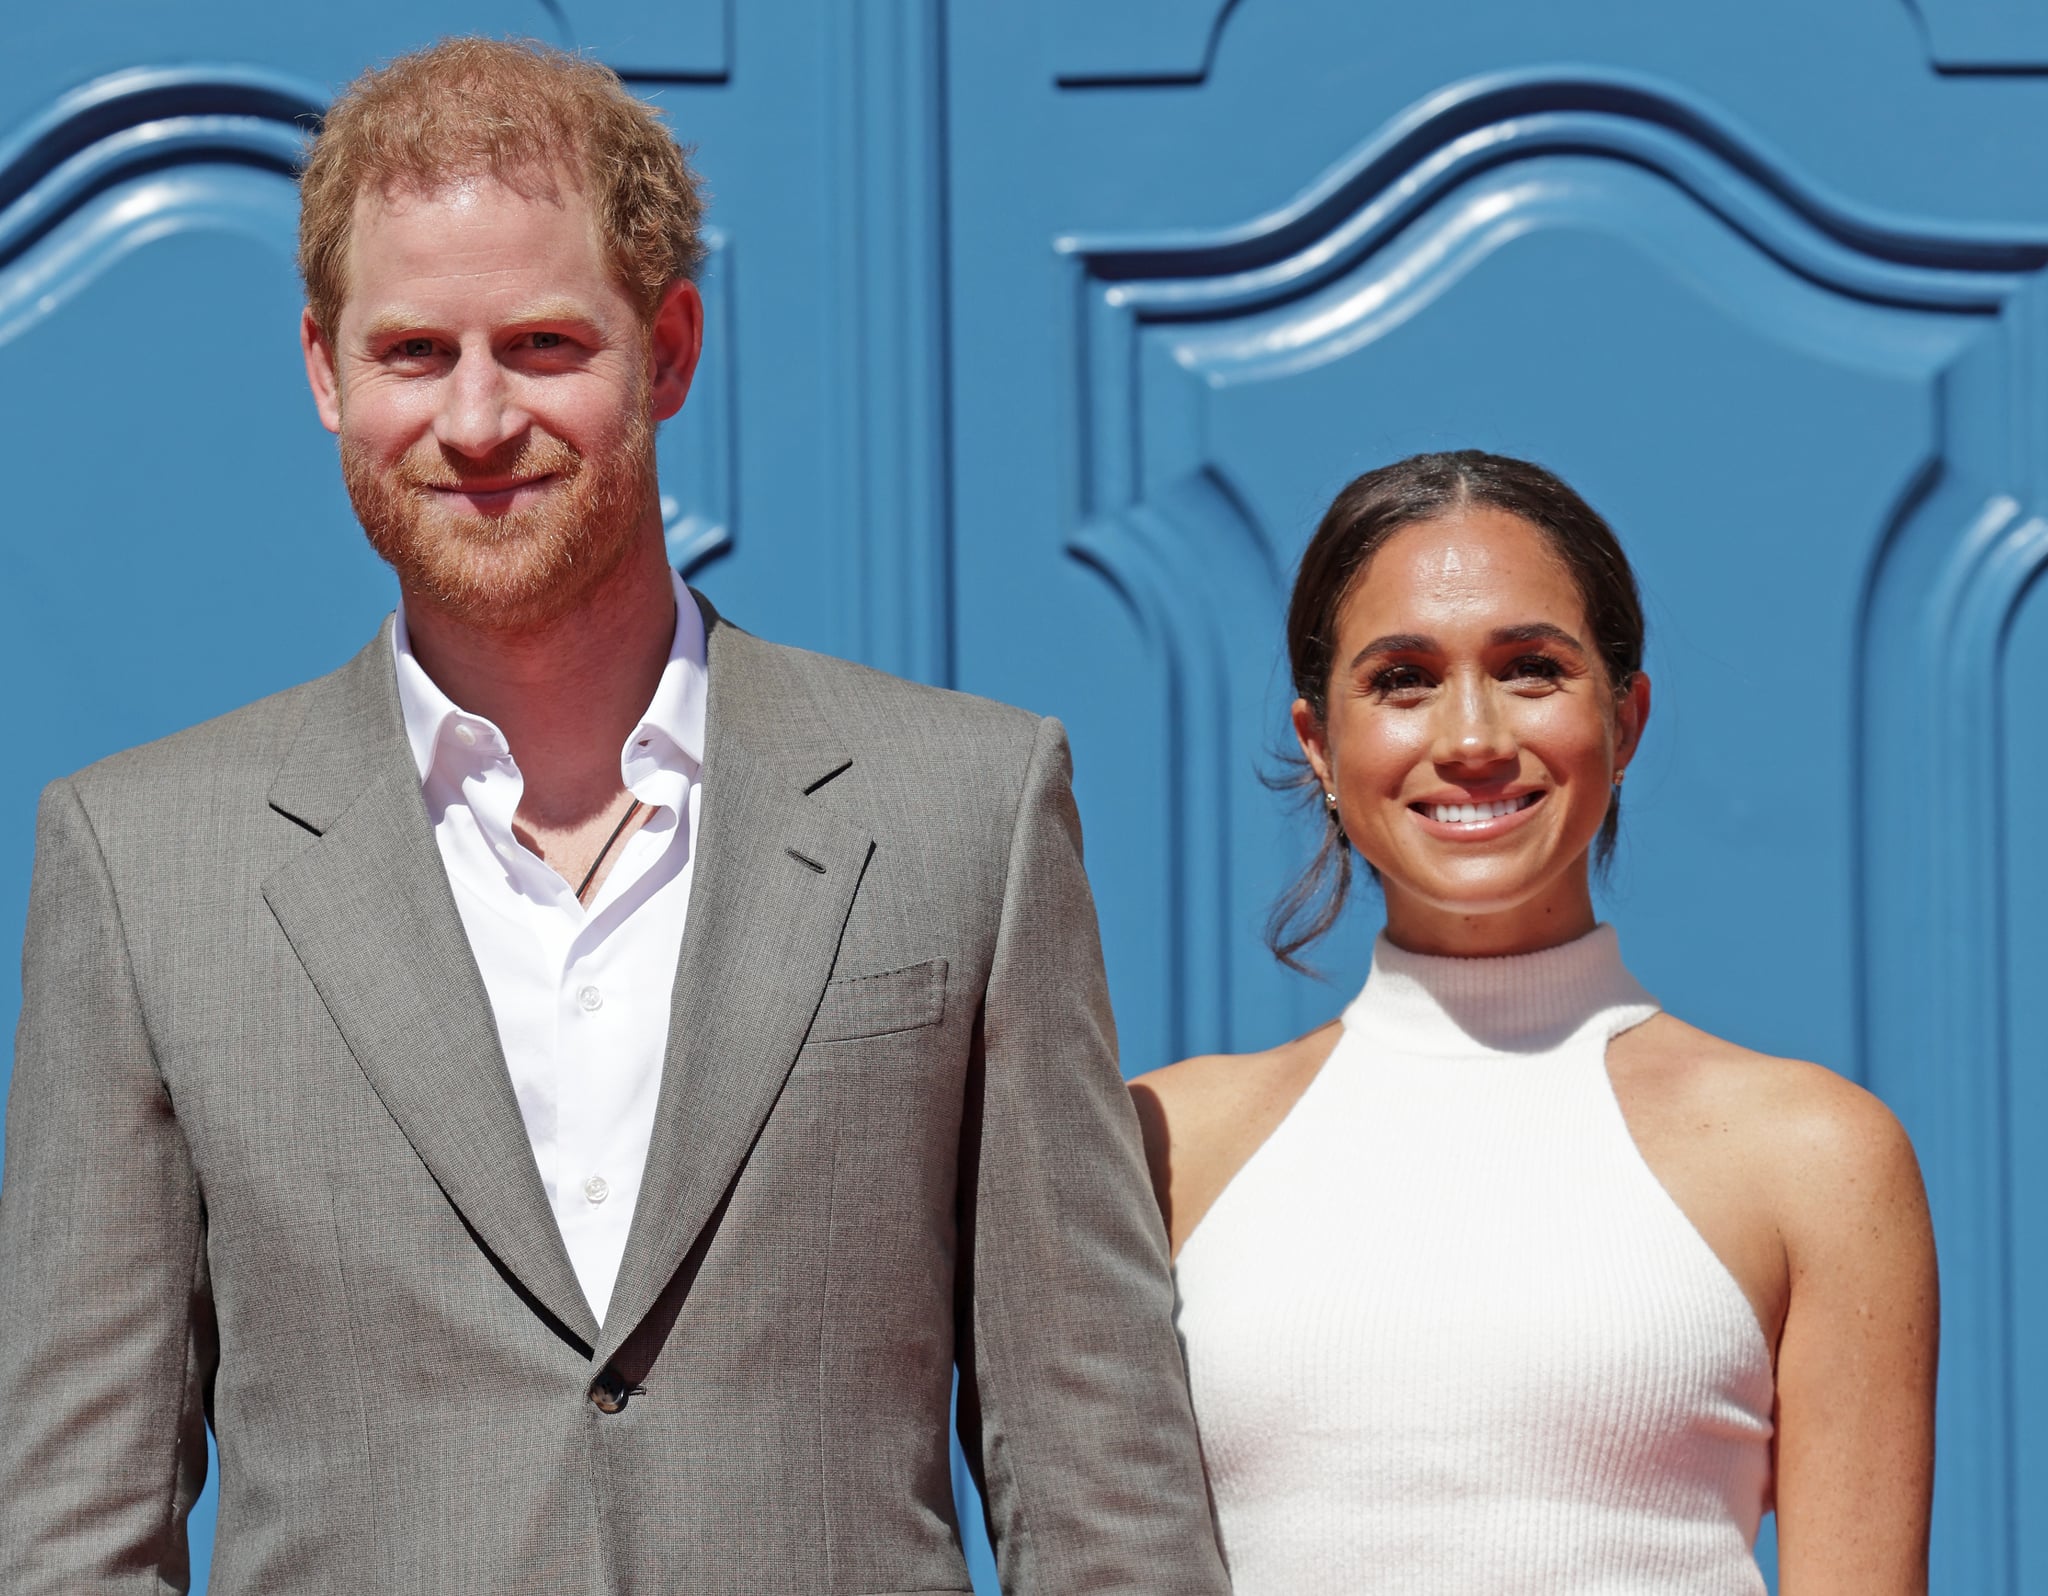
[401, 529, 681, 832]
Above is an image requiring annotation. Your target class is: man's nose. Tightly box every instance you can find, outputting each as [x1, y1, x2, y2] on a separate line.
[432, 348, 526, 458]
[1432, 674, 1517, 771]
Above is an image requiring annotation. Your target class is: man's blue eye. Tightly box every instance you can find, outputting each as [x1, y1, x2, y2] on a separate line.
[400, 339, 434, 358]
[531, 331, 563, 349]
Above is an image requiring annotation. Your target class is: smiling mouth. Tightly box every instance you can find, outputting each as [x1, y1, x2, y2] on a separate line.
[1413, 792, 1543, 826]
[430, 474, 557, 497]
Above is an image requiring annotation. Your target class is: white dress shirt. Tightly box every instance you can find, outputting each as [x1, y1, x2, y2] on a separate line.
[391, 572, 706, 1324]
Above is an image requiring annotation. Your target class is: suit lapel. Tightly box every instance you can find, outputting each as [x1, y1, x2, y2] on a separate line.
[262, 626, 601, 1349]
[596, 609, 871, 1364]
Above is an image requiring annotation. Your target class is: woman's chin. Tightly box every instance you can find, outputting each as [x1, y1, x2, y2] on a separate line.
[1379, 860, 1588, 932]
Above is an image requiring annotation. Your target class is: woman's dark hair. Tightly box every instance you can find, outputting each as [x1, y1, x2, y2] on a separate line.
[1268, 449, 1646, 971]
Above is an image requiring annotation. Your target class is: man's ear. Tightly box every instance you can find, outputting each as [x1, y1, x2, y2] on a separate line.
[1615, 670, 1651, 775]
[302, 307, 343, 436]
[647, 278, 705, 424]
[1291, 699, 1336, 796]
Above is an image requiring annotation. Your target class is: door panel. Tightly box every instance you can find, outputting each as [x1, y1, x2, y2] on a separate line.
[2006, 564, 2048, 1592]
[3, 1, 729, 137]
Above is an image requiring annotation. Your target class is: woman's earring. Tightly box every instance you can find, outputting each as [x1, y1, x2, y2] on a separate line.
[1324, 790, 1341, 821]
[1612, 769, 1626, 789]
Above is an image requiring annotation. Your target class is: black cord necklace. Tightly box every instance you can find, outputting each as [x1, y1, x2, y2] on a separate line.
[575, 797, 644, 904]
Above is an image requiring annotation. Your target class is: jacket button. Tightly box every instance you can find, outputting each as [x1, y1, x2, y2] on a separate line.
[589, 1367, 629, 1414]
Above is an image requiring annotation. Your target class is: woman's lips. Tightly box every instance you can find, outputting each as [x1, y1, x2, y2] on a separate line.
[1406, 789, 1544, 840]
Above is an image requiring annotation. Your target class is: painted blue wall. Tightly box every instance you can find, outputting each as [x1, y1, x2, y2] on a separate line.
[5, 3, 2044, 1589]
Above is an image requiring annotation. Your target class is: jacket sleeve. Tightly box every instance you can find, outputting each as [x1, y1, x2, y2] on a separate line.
[955, 717, 1229, 1594]
[0, 777, 213, 1593]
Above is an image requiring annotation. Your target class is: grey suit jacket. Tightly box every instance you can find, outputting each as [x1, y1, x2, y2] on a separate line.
[0, 595, 1229, 1596]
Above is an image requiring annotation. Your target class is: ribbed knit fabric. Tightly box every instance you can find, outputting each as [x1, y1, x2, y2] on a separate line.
[1176, 925, 1774, 1594]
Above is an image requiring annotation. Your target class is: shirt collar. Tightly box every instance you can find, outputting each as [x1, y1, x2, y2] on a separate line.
[391, 569, 708, 790]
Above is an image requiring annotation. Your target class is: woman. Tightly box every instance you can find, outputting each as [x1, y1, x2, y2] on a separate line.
[1133, 451, 1936, 1593]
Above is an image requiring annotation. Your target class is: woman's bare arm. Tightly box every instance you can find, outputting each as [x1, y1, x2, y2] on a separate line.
[1770, 1072, 1937, 1595]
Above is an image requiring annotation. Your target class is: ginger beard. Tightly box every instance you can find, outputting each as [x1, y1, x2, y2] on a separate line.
[341, 390, 657, 633]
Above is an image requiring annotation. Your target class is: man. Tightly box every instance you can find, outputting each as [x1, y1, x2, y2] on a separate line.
[0, 39, 1228, 1596]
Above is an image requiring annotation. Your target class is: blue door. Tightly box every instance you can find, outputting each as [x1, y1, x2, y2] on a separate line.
[4, 3, 2045, 1590]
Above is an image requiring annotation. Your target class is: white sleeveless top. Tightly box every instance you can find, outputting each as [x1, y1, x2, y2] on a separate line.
[1175, 925, 1774, 1594]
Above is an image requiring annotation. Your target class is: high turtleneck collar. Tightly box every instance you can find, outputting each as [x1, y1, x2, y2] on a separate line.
[1340, 923, 1658, 1057]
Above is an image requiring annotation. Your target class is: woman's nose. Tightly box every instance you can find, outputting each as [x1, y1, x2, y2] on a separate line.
[1432, 675, 1517, 771]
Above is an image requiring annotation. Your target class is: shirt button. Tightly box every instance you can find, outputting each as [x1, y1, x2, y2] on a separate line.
[584, 1175, 610, 1204]
[577, 984, 603, 1012]
[453, 723, 477, 747]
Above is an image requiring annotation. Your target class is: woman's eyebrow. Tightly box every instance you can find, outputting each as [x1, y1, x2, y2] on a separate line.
[1491, 622, 1588, 654]
[1348, 632, 1435, 668]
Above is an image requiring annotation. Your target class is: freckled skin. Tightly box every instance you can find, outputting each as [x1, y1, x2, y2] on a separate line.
[1133, 505, 1937, 1595]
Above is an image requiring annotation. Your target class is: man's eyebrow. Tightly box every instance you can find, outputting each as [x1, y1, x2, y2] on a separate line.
[1491, 622, 1588, 653]
[357, 310, 432, 345]
[501, 297, 601, 327]
[354, 300, 602, 345]
[1348, 633, 1435, 668]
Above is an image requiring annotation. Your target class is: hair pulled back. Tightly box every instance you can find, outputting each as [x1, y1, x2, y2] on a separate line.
[1269, 450, 1646, 971]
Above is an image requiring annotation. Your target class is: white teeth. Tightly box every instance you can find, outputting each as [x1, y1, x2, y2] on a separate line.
[1428, 795, 1533, 825]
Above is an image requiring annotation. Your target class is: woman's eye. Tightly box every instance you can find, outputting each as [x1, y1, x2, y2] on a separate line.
[1507, 654, 1565, 684]
[1368, 664, 1433, 699]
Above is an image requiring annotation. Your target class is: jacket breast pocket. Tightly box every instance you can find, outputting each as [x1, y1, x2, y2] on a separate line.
[806, 958, 948, 1044]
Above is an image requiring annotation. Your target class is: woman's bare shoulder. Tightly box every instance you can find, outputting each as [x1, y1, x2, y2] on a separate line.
[1134, 1023, 1337, 1122]
[1618, 1011, 1902, 1125]
[1131, 1021, 1344, 1258]
[1613, 1013, 1926, 1225]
